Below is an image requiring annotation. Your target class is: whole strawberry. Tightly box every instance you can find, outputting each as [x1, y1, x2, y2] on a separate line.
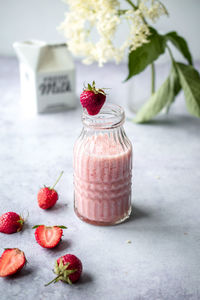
[37, 171, 64, 209]
[33, 225, 67, 248]
[0, 248, 26, 277]
[45, 254, 82, 286]
[80, 81, 106, 115]
[0, 212, 24, 234]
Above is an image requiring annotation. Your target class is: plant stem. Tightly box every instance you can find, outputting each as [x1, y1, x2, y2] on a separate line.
[125, 0, 137, 10]
[151, 62, 155, 95]
[166, 44, 178, 74]
[166, 44, 175, 64]
[118, 9, 128, 16]
[51, 171, 64, 190]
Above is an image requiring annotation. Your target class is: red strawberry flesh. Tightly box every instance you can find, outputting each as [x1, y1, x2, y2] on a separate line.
[0, 248, 26, 277]
[34, 225, 63, 248]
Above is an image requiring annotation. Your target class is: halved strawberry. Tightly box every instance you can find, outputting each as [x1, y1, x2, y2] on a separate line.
[33, 225, 67, 248]
[0, 248, 26, 277]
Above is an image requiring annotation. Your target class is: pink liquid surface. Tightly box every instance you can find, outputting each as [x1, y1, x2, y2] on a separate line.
[74, 133, 132, 224]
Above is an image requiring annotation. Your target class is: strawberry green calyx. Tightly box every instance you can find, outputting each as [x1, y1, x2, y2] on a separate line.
[80, 81, 107, 115]
[16, 211, 28, 231]
[0, 212, 25, 234]
[32, 225, 42, 229]
[32, 225, 67, 229]
[57, 225, 67, 229]
[16, 216, 24, 232]
[45, 260, 77, 286]
[84, 81, 106, 96]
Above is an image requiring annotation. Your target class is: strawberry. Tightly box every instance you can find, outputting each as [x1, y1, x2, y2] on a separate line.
[0, 248, 26, 277]
[0, 212, 24, 234]
[45, 254, 82, 286]
[37, 171, 64, 209]
[80, 81, 106, 115]
[33, 225, 67, 248]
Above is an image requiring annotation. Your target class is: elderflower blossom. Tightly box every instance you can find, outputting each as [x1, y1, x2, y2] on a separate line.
[139, 0, 168, 23]
[124, 9, 150, 52]
[59, 0, 167, 66]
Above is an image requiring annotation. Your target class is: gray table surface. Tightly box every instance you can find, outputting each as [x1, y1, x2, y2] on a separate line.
[0, 57, 200, 300]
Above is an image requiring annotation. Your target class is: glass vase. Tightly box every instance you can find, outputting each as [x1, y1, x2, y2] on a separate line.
[128, 62, 170, 114]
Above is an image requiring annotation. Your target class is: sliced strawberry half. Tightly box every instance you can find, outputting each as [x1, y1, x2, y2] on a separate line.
[33, 225, 67, 249]
[0, 248, 26, 277]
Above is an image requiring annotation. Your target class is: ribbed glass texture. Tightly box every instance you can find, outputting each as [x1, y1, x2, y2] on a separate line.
[73, 104, 132, 225]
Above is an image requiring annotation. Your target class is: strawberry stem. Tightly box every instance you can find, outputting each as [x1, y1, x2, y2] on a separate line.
[45, 275, 61, 286]
[51, 171, 64, 190]
[21, 209, 29, 222]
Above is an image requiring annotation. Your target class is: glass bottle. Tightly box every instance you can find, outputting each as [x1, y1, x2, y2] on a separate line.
[73, 104, 132, 226]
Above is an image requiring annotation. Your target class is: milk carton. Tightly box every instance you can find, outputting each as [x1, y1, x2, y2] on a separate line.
[13, 40, 76, 114]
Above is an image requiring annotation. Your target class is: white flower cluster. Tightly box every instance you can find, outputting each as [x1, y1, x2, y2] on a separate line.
[124, 9, 150, 52]
[139, 0, 168, 23]
[59, 0, 167, 66]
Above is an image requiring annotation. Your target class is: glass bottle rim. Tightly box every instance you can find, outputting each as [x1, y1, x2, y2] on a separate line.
[82, 103, 125, 129]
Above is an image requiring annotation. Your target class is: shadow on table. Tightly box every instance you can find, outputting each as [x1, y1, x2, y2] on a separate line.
[136, 114, 200, 131]
[4, 266, 34, 281]
[46, 239, 72, 253]
[127, 205, 151, 224]
[46, 202, 68, 212]
[78, 272, 93, 285]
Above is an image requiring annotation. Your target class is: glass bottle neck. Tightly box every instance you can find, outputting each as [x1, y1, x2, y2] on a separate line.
[82, 103, 125, 130]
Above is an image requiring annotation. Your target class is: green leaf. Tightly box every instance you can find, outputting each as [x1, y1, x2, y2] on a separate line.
[134, 65, 180, 123]
[165, 31, 193, 65]
[126, 27, 166, 81]
[166, 64, 181, 110]
[171, 65, 182, 95]
[176, 62, 200, 118]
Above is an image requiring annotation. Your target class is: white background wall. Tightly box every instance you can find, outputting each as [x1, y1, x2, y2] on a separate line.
[0, 0, 200, 60]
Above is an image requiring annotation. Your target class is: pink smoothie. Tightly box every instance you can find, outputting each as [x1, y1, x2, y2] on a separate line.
[74, 133, 132, 224]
